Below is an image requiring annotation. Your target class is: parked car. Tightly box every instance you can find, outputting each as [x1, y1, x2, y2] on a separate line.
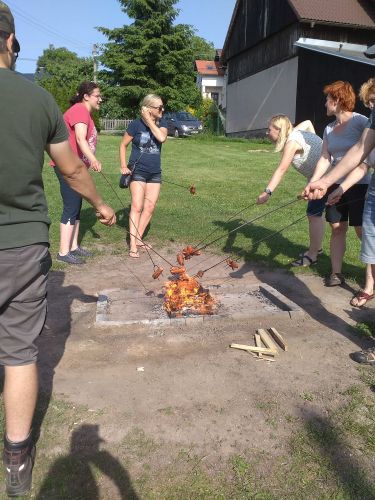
[163, 111, 203, 138]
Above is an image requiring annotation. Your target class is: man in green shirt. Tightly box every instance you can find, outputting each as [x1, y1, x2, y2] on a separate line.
[0, 2, 116, 496]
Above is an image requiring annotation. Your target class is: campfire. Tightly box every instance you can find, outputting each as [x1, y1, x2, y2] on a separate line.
[163, 270, 217, 317]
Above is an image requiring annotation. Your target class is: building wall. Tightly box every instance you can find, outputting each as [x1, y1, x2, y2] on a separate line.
[226, 57, 298, 136]
[296, 50, 371, 137]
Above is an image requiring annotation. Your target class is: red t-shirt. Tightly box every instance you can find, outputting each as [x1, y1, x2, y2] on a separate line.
[65, 103, 97, 167]
[51, 103, 97, 167]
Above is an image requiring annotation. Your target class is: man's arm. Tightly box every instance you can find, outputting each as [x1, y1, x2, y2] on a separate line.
[46, 141, 116, 225]
[303, 127, 375, 199]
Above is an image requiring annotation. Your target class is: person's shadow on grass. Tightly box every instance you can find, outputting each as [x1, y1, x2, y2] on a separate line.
[36, 424, 139, 500]
[299, 409, 375, 498]
[33, 271, 98, 442]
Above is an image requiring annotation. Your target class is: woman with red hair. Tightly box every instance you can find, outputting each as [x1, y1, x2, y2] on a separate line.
[309, 81, 372, 295]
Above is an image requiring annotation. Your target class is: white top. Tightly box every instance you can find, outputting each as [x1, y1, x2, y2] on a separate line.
[286, 129, 323, 180]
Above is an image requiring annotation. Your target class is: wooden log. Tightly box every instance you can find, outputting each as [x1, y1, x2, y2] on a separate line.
[254, 333, 263, 359]
[268, 327, 288, 351]
[257, 329, 278, 354]
[230, 343, 276, 355]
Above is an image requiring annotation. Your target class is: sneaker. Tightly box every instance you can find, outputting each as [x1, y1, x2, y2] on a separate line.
[71, 246, 93, 257]
[325, 273, 345, 287]
[3, 435, 35, 497]
[56, 252, 85, 265]
[351, 347, 375, 365]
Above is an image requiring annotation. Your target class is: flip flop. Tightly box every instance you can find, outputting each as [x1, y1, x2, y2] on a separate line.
[291, 254, 317, 267]
[350, 290, 374, 308]
[129, 250, 139, 259]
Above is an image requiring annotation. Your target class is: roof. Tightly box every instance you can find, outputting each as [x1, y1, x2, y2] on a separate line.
[222, 0, 375, 61]
[289, 0, 375, 28]
[295, 37, 375, 65]
[195, 60, 225, 76]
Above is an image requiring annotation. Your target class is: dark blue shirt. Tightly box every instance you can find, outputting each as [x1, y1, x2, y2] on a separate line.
[127, 117, 167, 174]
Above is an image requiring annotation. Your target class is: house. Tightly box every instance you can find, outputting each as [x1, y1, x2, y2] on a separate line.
[195, 50, 225, 107]
[222, 0, 375, 137]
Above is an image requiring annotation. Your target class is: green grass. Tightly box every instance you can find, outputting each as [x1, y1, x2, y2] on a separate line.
[44, 135, 366, 283]
[352, 321, 375, 339]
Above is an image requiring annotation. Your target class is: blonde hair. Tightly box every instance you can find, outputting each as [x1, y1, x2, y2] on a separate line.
[359, 78, 375, 108]
[269, 115, 293, 152]
[140, 94, 162, 109]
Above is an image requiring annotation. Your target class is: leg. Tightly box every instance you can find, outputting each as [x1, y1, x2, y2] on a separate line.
[329, 221, 348, 274]
[351, 226, 374, 306]
[129, 181, 146, 255]
[55, 167, 83, 259]
[0, 244, 50, 496]
[4, 364, 38, 442]
[306, 214, 325, 260]
[70, 220, 80, 252]
[137, 182, 161, 239]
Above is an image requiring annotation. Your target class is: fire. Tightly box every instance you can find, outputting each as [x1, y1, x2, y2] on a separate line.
[163, 272, 216, 317]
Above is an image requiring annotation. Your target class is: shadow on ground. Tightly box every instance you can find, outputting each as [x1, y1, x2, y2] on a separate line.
[36, 424, 138, 499]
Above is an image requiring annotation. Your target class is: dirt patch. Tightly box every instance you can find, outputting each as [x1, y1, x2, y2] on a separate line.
[34, 246, 375, 497]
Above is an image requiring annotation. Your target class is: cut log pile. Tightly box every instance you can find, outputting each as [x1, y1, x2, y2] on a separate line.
[230, 327, 287, 362]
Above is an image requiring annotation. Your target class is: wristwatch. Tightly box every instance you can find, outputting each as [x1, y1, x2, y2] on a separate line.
[264, 188, 272, 196]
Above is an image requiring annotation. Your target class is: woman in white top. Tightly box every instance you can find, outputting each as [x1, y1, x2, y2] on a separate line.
[257, 114, 324, 266]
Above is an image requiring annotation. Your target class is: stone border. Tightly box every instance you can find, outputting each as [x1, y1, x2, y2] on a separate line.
[95, 284, 303, 327]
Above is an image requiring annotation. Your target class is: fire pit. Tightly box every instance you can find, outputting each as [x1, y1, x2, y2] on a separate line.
[96, 281, 302, 327]
[163, 272, 217, 317]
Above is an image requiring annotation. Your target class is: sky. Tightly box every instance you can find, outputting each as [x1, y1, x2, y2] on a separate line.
[6, 0, 237, 74]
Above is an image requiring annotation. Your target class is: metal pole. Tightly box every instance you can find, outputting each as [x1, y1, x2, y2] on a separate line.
[93, 44, 98, 83]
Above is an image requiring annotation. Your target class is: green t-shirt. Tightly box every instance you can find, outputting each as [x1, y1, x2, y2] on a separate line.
[0, 69, 68, 249]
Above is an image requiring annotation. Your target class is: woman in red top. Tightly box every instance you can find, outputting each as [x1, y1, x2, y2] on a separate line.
[54, 81, 102, 264]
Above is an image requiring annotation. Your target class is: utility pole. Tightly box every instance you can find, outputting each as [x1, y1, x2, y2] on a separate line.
[92, 44, 98, 83]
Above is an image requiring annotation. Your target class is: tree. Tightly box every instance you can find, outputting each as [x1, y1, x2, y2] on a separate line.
[36, 46, 94, 113]
[191, 36, 216, 61]
[97, 0, 203, 117]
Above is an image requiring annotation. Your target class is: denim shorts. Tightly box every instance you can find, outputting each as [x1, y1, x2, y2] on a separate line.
[361, 177, 375, 264]
[131, 171, 162, 183]
[306, 197, 326, 217]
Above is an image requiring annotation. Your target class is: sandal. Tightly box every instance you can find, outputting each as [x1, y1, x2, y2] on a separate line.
[291, 254, 317, 267]
[129, 250, 139, 259]
[350, 290, 374, 308]
[137, 243, 152, 250]
[299, 248, 323, 257]
[351, 347, 375, 365]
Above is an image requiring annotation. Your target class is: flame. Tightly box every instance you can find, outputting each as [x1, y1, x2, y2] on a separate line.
[163, 272, 216, 317]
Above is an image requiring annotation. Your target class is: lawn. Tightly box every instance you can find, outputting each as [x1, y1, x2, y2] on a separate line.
[45, 134, 365, 284]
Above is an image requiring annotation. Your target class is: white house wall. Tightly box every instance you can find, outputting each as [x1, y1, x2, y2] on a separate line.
[226, 57, 298, 135]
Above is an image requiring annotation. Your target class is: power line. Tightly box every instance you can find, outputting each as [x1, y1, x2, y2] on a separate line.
[7, 1, 92, 52]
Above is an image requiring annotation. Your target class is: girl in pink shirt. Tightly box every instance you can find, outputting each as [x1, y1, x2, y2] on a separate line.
[54, 81, 102, 264]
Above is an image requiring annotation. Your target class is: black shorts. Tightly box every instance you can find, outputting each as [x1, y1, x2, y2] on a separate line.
[326, 183, 368, 227]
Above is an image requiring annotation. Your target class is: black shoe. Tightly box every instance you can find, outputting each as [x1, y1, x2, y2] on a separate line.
[56, 252, 85, 265]
[3, 435, 35, 497]
[71, 246, 93, 257]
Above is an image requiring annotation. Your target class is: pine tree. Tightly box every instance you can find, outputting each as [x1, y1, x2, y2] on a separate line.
[98, 0, 203, 117]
